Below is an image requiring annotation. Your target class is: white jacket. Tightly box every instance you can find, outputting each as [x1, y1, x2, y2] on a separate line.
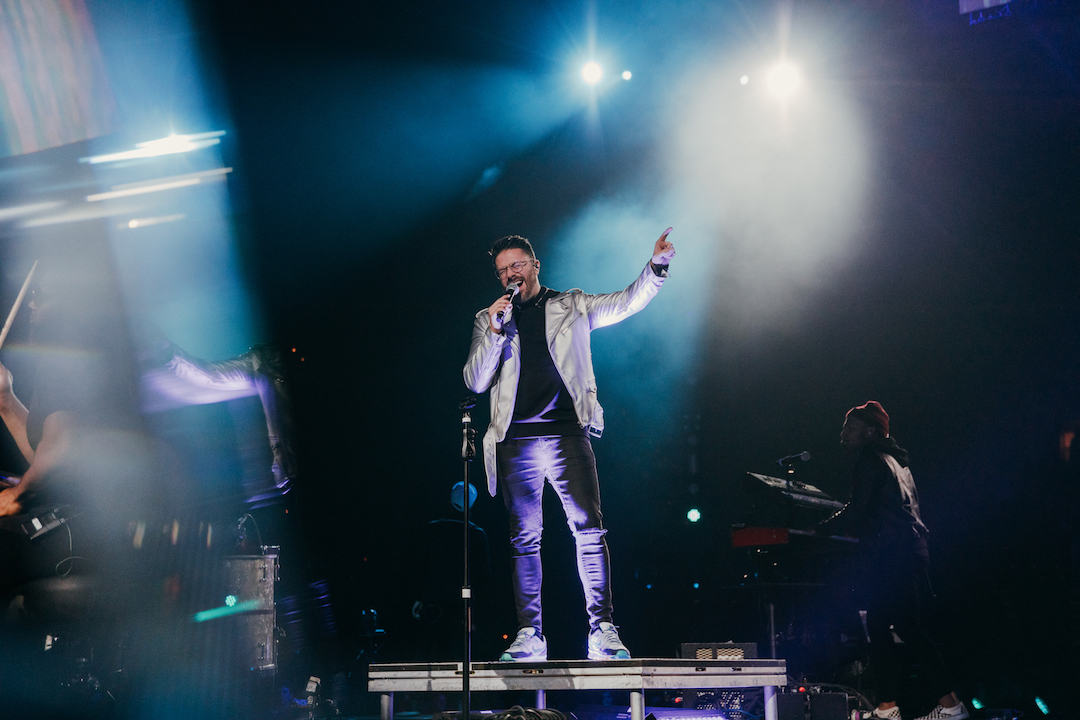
[463, 262, 667, 495]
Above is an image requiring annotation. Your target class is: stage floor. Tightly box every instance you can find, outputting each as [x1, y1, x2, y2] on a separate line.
[369, 658, 787, 720]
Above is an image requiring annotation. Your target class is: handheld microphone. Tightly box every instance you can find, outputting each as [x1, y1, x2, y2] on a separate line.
[496, 282, 520, 322]
[777, 450, 811, 467]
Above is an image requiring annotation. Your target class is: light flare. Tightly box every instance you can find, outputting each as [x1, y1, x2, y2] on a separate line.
[582, 62, 603, 85]
[80, 131, 225, 164]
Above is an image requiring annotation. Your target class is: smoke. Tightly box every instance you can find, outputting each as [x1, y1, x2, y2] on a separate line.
[542, 22, 871, 425]
[664, 52, 871, 335]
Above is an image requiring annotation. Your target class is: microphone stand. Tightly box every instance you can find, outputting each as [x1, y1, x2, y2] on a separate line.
[459, 397, 478, 720]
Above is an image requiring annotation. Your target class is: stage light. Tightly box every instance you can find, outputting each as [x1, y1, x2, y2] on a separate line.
[645, 583, 652, 589]
[692, 582, 700, 589]
[87, 167, 232, 202]
[622, 70, 632, 80]
[126, 214, 186, 229]
[1035, 698, 1049, 715]
[971, 700, 983, 711]
[582, 62, 603, 85]
[0, 201, 63, 221]
[765, 60, 801, 100]
[687, 508, 701, 522]
[740, 75, 749, 85]
[80, 130, 225, 164]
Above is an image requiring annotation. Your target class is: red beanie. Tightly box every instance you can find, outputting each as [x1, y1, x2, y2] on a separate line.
[846, 401, 890, 437]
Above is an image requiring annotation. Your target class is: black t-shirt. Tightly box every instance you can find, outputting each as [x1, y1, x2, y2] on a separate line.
[506, 287, 582, 439]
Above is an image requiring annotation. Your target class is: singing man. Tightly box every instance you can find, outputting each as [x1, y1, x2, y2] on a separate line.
[463, 228, 675, 661]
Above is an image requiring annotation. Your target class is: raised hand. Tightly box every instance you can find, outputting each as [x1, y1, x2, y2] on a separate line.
[652, 227, 675, 267]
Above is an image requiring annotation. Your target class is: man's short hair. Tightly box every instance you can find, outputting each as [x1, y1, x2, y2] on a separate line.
[489, 235, 536, 263]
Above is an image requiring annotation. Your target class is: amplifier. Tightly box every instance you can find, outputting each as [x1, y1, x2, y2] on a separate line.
[221, 551, 279, 674]
[677, 642, 761, 713]
[810, 693, 848, 720]
[677, 642, 758, 660]
[778, 693, 806, 720]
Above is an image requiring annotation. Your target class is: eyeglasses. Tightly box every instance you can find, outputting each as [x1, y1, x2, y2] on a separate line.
[495, 259, 534, 278]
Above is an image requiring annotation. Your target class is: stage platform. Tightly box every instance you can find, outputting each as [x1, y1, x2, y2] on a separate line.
[369, 658, 787, 720]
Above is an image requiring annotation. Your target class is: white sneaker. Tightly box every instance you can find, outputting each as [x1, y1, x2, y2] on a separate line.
[587, 622, 630, 660]
[913, 703, 969, 720]
[852, 707, 902, 720]
[500, 627, 547, 661]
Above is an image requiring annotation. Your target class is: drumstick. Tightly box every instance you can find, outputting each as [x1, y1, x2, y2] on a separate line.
[0, 260, 38, 351]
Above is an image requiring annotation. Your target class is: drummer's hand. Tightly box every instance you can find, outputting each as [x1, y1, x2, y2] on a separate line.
[0, 361, 13, 401]
[0, 485, 24, 517]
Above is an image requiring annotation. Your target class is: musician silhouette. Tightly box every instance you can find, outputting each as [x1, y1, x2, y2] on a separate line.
[819, 402, 965, 720]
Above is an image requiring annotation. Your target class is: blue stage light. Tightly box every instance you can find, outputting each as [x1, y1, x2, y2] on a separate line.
[1035, 698, 1049, 715]
[970, 700, 983, 711]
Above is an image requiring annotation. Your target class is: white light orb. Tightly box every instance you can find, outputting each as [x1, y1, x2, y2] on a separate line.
[582, 61, 603, 85]
[765, 61, 801, 99]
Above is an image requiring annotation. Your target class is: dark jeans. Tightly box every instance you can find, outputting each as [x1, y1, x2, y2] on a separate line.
[496, 435, 613, 633]
[862, 558, 952, 703]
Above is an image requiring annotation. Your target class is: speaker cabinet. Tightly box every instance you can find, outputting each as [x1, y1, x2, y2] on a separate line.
[810, 693, 848, 720]
[221, 553, 278, 674]
[778, 693, 807, 720]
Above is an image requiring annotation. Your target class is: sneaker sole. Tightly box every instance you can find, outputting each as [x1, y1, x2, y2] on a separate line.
[587, 650, 630, 660]
[500, 654, 547, 661]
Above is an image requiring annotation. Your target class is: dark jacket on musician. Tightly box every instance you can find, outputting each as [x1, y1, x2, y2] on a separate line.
[819, 438, 930, 567]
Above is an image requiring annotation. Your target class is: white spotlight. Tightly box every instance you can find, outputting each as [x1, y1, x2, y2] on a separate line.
[740, 75, 749, 85]
[622, 70, 632, 80]
[582, 61, 603, 85]
[765, 61, 801, 100]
